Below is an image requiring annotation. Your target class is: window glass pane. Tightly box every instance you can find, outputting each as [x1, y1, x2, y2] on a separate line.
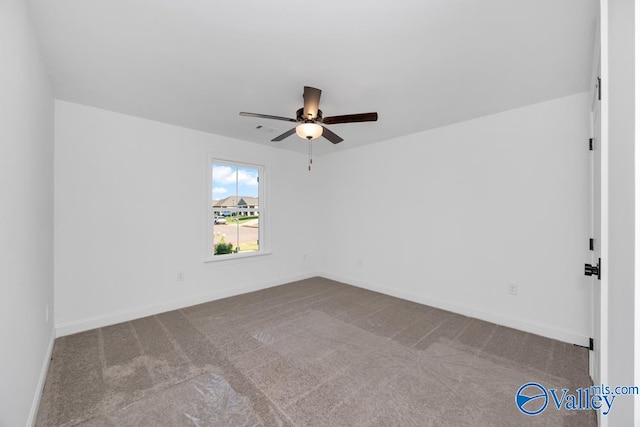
[236, 215, 259, 253]
[213, 221, 239, 255]
[212, 163, 238, 216]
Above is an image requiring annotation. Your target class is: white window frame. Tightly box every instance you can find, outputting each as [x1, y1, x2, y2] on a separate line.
[204, 157, 267, 262]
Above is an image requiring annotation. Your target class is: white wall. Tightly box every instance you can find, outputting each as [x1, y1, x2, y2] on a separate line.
[605, 0, 636, 424]
[314, 93, 592, 345]
[0, 1, 55, 426]
[54, 101, 317, 334]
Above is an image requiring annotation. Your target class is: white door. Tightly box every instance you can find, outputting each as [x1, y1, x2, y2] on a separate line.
[589, 69, 607, 393]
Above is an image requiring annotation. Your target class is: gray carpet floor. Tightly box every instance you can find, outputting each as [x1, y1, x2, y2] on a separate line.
[36, 277, 596, 426]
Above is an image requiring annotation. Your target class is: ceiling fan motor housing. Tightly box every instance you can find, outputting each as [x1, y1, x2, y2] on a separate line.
[296, 108, 322, 123]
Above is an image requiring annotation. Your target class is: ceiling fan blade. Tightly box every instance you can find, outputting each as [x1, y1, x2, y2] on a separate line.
[321, 126, 343, 144]
[322, 112, 378, 125]
[302, 86, 322, 120]
[271, 128, 297, 142]
[240, 112, 297, 123]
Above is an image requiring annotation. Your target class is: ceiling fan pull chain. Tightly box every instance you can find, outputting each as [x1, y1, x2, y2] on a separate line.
[308, 140, 312, 171]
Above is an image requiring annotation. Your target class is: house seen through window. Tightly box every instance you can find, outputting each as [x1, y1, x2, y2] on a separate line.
[209, 160, 262, 257]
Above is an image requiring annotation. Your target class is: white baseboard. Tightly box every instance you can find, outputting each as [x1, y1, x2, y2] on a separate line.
[55, 272, 316, 337]
[319, 273, 590, 347]
[27, 327, 55, 427]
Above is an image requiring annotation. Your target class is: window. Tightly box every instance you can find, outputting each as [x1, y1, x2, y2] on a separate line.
[206, 159, 264, 260]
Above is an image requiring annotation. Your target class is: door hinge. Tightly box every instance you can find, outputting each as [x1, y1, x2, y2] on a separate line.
[589, 238, 594, 251]
[584, 258, 601, 280]
[589, 138, 594, 151]
[597, 77, 601, 101]
[574, 337, 594, 351]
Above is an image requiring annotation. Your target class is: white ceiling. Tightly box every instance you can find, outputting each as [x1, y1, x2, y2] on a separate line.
[27, 0, 597, 156]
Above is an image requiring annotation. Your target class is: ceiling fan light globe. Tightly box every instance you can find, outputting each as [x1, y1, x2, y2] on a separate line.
[296, 123, 323, 140]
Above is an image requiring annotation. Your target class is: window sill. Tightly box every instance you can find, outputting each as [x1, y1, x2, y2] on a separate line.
[203, 251, 272, 263]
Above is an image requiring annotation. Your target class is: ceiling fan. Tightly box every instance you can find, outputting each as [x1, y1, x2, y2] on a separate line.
[239, 86, 378, 144]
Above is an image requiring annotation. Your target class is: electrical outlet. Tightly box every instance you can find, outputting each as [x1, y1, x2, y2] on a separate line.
[177, 272, 184, 282]
[358, 259, 363, 267]
[507, 284, 518, 296]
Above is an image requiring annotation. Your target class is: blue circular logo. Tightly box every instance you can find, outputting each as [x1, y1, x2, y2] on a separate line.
[515, 382, 548, 415]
